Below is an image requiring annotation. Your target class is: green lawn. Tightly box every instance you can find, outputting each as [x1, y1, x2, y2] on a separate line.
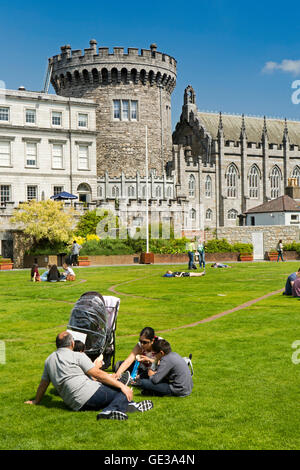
[0, 261, 300, 450]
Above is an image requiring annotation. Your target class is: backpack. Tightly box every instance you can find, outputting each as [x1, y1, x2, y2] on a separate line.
[183, 353, 194, 376]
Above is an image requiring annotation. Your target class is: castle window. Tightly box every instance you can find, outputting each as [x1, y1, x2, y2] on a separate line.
[53, 186, 63, 196]
[113, 100, 139, 122]
[205, 175, 212, 198]
[228, 209, 238, 220]
[190, 208, 196, 220]
[292, 166, 300, 186]
[52, 111, 62, 126]
[113, 100, 121, 119]
[155, 185, 162, 198]
[270, 166, 281, 199]
[25, 109, 36, 124]
[131, 101, 138, 120]
[122, 100, 129, 120]
[0, 185, 11, 204]
[188, 174, 196, 198]
[128, 185, 135, 197]
[112, 185, 120, 198]
[52, 144, 63, 169]
[78, 145, 89, 170]
[167, 186, 172, 198]
[26, 142, 37, 167]
[78, 113, 88, 128]
[0, 140, 11, 166]
[0, 107, 9, 122]
[249, 165, 259, 198]
[97, 186, 103, 198]
[226, 164, 238, 198]
[205, 208, 212, 220]
[27, 185, 37, 201]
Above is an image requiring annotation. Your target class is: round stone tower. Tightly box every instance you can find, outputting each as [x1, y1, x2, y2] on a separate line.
[49, 40, 177, 177]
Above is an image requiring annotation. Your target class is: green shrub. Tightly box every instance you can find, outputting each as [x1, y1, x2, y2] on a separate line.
[232, 242, 253, 254]
[283, 242, 300, 254]
[205, 238, 233, 253]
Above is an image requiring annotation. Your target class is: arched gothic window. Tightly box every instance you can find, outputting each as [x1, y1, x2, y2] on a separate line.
[270, 166, 281, 199]
[249, 165, 260, 198]
[189, 174, 196, 197]
[128, 186, 135, 197]
[226, 164, 238, 198]
[112, 185, 120, 198]
[190, 208, 196, 220]
[292, 166, 300, 186]
[228, 209, 238, 220]
[155, 185, 162, 198]
[205, 208, 212, 220]
[205, 175, 212, 198]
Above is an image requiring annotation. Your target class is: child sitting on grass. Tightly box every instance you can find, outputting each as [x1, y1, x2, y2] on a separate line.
[135, 339, 193, 397]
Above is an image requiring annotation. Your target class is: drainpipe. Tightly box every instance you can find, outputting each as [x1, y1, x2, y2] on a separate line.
[68, 98, 73, 200]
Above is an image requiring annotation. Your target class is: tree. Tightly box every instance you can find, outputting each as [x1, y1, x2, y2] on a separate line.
[11, 200, 77, 250]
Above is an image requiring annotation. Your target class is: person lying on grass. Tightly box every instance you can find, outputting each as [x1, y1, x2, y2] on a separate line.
[113, 327, 162, 381]
[163, 270, 205, 277]
[133, 339, 193, 398]
[211, 263, 231, 268]
[25, 331, 153, 421]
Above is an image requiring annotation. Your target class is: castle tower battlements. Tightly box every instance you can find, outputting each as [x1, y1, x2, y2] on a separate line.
[49, 40, 177, 178]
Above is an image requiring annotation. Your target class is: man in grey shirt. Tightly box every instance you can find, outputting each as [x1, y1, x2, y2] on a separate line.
[137, 339, 193, 397]
[25, 331, 153, 420]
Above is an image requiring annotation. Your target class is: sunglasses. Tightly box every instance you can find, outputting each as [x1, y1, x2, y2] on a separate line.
[139, 339, 151, 345]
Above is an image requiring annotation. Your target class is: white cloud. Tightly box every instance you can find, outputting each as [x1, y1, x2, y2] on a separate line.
[262, 59, 300, 75]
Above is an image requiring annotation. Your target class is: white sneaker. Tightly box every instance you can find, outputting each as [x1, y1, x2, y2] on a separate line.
[127, 400, 154, 413]
[97, 410, 128, 421]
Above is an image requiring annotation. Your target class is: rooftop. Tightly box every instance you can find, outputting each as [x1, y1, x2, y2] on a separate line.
[245, 195, 300, 214]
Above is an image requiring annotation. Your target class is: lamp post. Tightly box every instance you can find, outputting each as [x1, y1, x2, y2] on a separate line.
[145, 125, 149, 253]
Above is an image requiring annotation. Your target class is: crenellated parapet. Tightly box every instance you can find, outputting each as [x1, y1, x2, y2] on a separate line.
[49, 40, 177, 95]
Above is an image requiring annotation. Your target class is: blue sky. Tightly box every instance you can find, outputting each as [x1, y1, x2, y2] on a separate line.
[1, 0, 300, 129]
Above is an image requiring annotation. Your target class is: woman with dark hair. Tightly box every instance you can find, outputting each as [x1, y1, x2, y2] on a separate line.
[31, 264, 41, 282]
[113, 327, 162, 380]
[47, 264, 61, 282]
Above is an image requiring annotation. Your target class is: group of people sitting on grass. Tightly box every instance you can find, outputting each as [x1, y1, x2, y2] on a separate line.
[25, 326, 193, 421]
[283, 267, 300, 297]
[31, 262, 76, 283]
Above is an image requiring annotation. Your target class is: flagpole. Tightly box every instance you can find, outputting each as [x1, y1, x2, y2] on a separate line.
[145, 125, 149, 253]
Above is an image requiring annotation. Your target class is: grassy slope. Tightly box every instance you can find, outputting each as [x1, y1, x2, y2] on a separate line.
[0, 262, 299, 450]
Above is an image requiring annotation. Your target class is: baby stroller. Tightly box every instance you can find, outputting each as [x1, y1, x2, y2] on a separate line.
[67, 291, 120, 370]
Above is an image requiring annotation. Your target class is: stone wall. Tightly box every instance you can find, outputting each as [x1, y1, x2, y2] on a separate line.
[216, 225, 300, 253]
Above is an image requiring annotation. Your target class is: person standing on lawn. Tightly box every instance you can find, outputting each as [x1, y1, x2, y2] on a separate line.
[197, 240, 205, 269]
[71, 240, 82, 266]
[25, 331, 153, 420]
[277, 239, 285, 262]
[186, 238, 196, 270]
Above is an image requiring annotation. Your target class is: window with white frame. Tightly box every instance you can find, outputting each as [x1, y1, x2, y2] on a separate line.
[291, 214, 299, 224]
[228, 209, 238, 220]
[189, 174, 196, 197]
[249, 165, 259, 198]
[52, 144, 63, 169]
[226, 164, 238, 198]
[156, 185, 162, 198]
[53, 186, 63, 195]
[25, 109, 36, 124]
[167, 186, 172, 198]
[206, 208, 212, 220]
[26, 142, 37, 167]
[27, 185, 37, 201]
[78, 113, 88, 128]
[0, 185, 11, 204]
[52, 111, 62, 126]
[78, 145, 89, 170]
[0, 140, 11, 166]
[292, 166, 300, 186]
[113, 100, 138, 121]
[270, 166, 281, 199]
[0, 107, 9, 122]
[205, 175, 212, 198]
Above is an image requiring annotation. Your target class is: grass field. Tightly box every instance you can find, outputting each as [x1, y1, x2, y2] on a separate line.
[0, 261, 300, 450]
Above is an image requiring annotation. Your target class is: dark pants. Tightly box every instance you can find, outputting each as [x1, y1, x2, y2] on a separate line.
[80, 384, 129, 413]
[71, 254, 78, 266]
[188, 251, 194, 270]
[277, 251, 284, 262]
[139, 378, 172, 396]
